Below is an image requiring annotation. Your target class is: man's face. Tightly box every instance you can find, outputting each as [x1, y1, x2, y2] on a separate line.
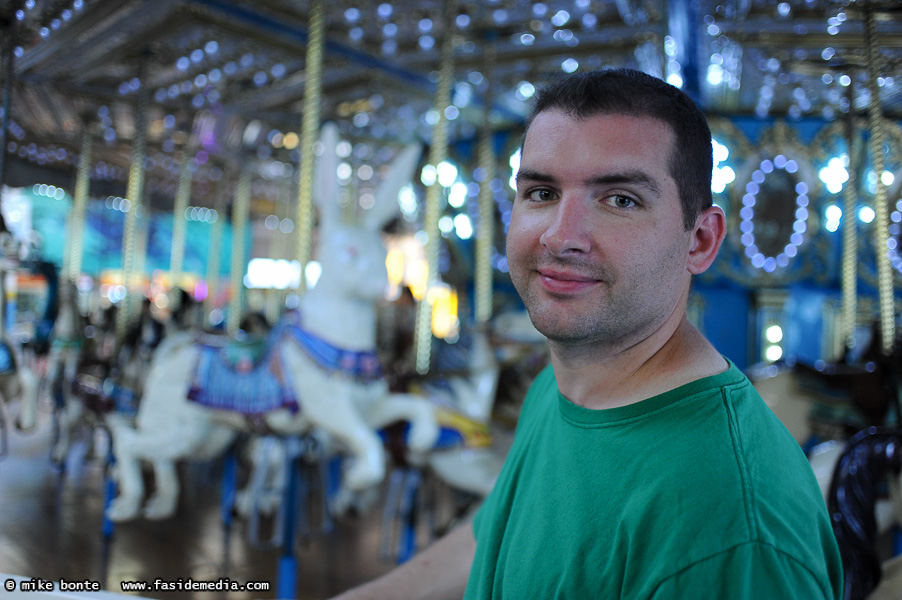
[507, 110, 695, 350]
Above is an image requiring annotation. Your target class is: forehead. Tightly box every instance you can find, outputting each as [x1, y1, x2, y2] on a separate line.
[522, 110, 675, 168]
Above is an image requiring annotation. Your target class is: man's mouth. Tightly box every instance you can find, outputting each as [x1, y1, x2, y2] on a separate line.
[537, 268, 599, 294]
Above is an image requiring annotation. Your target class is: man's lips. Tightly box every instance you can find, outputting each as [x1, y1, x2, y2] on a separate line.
[537, 269, 599, 294]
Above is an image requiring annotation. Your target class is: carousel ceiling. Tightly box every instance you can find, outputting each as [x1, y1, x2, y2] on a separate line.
[0, 0, 901, 213]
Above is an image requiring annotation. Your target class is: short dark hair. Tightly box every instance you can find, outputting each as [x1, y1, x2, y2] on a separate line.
[525, 68, 712, 230]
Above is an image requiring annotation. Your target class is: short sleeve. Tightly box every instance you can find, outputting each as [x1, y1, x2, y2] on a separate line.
[650, 542, 840, 600]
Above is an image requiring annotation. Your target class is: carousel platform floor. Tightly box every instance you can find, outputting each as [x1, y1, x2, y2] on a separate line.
[0, 403, 468, 600]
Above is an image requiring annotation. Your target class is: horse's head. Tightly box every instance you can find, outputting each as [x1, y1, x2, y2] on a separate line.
[310, 123, 422, 303]
[53, 278, 84, 342]
[0, 232, 20, 271]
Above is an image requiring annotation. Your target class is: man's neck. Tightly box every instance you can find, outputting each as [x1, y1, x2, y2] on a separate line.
[549, 316, 728, 411]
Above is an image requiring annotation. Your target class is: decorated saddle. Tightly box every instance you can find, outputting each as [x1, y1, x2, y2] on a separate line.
[186, 313, 386, 416]
[187, 324, 299, 415]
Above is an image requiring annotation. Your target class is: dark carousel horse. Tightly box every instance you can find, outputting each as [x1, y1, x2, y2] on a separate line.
[828, 427, 902, 600]
[21, 258, 59, 360]
[53, 296, 172, 464]
[788, 323, 902, 443]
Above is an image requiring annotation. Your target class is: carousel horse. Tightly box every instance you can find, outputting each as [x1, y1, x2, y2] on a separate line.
[21, 257, 59, 361]
[104, 298, 169, 419]
[750, 321, 902, 449]
[105, 123, 439, 522]
[827, 427, 902, 600]
[372, 325, 504, 562]
[49, 284, 178, 466]
[422, 326, 503, 497]
[46, 278, 92, 463]
[0, 232, 40, 453]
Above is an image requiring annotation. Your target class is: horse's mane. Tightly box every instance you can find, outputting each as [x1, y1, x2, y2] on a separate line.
[829, 427, 902, 600]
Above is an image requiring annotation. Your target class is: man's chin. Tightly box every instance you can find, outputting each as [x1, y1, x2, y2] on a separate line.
[527, 315, 592, 345]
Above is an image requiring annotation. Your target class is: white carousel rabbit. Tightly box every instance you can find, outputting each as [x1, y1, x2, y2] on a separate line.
[105, 123, 438, 521]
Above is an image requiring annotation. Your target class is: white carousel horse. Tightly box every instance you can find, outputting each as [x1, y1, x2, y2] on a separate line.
[0, 232, 39, 446]
[423, 326, 504, 497]
[106, 124, 439, 521]
[422, 312, 550, 498]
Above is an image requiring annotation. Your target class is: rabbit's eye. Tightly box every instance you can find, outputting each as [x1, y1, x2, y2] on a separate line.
[340, 246, 359, 261]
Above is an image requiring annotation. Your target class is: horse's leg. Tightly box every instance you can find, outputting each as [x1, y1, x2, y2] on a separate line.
[144, 459, 179, 520]
[52, 392, 84, 463]
[364, 393, 439, 455]
[14, 367, 39, 431]
[105, 421, 146, 522]
[286, 388, 386, 493]
[142, 423, 236, 520]
[237, 436, 284, 518]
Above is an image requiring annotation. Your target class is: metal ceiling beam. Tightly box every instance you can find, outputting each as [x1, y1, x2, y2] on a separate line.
[189, 0, 434, 91]
[15, 0, 181, 79]
[188, 0, 524, 123]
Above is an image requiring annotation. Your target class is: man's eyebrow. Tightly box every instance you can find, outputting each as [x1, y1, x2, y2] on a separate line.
[516, 168, 663, 198]
[516, 169, 556, 185]
[586, 171, 663, 198]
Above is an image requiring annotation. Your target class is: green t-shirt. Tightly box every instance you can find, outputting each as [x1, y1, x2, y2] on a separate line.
[465, 360, 843, 599]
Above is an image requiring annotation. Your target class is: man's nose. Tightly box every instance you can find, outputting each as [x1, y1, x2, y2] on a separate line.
[539, 195, 591, 255]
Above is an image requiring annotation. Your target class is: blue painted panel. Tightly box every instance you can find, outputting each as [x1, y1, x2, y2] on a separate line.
[693, 285, 750, 371]
[784, 286, 839, 363]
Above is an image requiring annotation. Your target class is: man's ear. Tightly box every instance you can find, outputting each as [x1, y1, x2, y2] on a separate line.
[687, 205, 726, 275]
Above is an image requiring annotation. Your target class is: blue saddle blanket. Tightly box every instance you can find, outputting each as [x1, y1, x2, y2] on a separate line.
[187, 331, 299, 415]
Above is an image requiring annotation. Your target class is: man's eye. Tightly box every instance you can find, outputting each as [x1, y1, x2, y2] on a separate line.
[526, 189, 555, 202]
[608, 195, 636, 208]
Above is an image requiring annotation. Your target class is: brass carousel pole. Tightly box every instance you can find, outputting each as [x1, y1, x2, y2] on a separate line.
[205, 181, 225, 323]
[67, 120, 93, 284]
[116, 56, 150, 342]
[295, 0, 325, 292]
[841, 78, 860, 352]
[134, 204, 150, 297]
[169, 145, 193, 309]
[474, 40, 496, 326]
[414, 0, 456, 374]
[227, 162, 251, 334]
[266, 181, 290, 323]
[863, 5, 896, 354]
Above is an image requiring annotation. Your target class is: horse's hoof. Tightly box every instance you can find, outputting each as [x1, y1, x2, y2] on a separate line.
[107, 500, 141, 522]
[344, 460, 385, 492]
[234, 491, 252, 519]
[143, 497, 177, 520]
[50, 446, 68, 465]
[331, 486, 378, 517]
[14, 420, 35, 433]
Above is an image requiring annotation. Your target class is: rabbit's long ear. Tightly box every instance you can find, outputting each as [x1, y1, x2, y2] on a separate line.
[315, 122, 342, 230]
[364, 142, 422, 231]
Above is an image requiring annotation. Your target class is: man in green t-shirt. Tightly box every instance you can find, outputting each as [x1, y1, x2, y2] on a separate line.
[333, 69, 842, 599]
